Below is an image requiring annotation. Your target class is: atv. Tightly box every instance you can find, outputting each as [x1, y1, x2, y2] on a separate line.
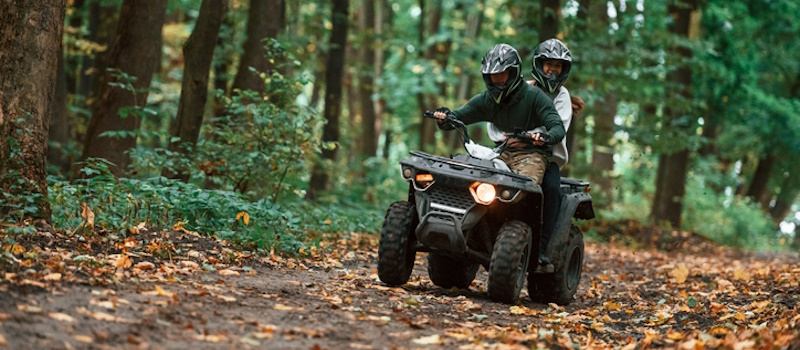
[377, 112, 595, 304]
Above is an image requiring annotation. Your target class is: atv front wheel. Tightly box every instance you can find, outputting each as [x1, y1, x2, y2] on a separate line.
[528, 225, 584, 305]
[377, 201, 418, 286]
[427, 253, 479, 289]
[488, 221, 532, 303]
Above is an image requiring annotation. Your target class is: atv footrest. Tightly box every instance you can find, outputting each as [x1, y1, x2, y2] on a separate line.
[533, 263, 554, 273]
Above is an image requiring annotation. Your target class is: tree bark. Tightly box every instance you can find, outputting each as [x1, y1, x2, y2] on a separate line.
[359, 0, 378, 158]
[80, 0, 167, 177]
[746, 155, 775, 208]
[376, 0, 394, 159]
[230, 0, 285, 96]
[591, 94, 617, 207]
[308, 0, 348, 199]
[163, 0, 228, 181]
[417, 0, 444, 153]
[49, 47, 72, 174]
[650, 0, 699, 228]
[0, 0, 66, 222]
[539, 0, 560, 42]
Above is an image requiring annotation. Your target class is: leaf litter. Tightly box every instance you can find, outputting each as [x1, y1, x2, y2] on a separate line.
[0, 226, 797, 349]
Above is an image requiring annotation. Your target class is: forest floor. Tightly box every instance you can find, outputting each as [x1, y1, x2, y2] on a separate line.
[1, 224, 799, 350]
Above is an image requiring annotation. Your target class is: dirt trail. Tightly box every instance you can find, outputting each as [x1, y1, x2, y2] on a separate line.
[1, 229, 799, 349]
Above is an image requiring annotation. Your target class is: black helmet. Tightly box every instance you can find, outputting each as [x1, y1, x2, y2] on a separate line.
[481, 43, 524, 104]
[531, 39, 572, 94]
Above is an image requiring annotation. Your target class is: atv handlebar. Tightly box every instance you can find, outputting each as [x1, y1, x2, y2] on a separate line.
[423, 111, 550, 155]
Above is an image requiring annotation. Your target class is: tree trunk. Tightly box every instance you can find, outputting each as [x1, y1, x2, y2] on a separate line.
[650, 0, 699, 228]
[770, 174, 798, 224]
[746, 155, 775, 208]
[163, 0, 228, 181]
[417, 0, 444, 153]
[539, 0, 560, 42]
[590, 94, 617, 207]
[359, 0, 377, 158]
[230, 0, 285, 96]
[49, 47, 72, 174]
[80, 0, 167, 177]
[0, 1, 66, 222]
[376, 0, 394, 159]
[308, 0, 348, 199]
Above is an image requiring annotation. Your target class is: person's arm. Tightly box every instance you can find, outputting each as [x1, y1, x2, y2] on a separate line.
[531, 91, 565, 144]
[553, 87, 573, 132]
[451, 92, 490, 125]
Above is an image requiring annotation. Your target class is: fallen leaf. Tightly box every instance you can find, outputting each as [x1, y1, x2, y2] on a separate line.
[0, 333, 5, 346]
[236, 211, 250, 225]
[412, 334, 441, 345]
[275, 304, 296, 311]
[192, 334, 227, 343]
[43, 272, 62, 281]
[219, 269, 240, 277]
[217, 295, 237, 303]
[11, 244, 25, 255]
[73, 335, 93, 343]
[135, 261, 155, 270]
[670, 264, 689, 284]
[733, 268, 750, 281]
[115, 254, 132, 269]
[17, 305, 43, 313]
[155, 285, 174, 297]
[80, 203, 95, 228]
[48, 312, 76, 323]
[179, 260, 199, 269]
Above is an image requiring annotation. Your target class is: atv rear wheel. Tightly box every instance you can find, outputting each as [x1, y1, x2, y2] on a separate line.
[378, 201, 418, 286]
[528, 225, 584, 305]
[427, 253, 479, 289]
[488, 221, 532, 303]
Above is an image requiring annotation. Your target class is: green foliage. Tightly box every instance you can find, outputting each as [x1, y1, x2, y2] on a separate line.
[48, 159, 380, 253]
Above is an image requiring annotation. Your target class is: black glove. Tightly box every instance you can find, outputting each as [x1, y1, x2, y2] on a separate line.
[434, 107, 456, 130]
[536, 132, 552, 145]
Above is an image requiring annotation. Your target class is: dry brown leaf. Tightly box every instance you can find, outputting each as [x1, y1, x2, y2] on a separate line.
[412, 334, 441, 345]
[217, 295, 236, 303]
[48, 312, 76, 323]
[670, 264, 689, 284]
[274, 303, 296, 311]
[193, 334, 227, 343]
[80, 203, 95, 228]
[179, 260, 199, 269]
[135, 261, 155, 271]
[733, 268, 750, 281]
[73, 335, 93, 343]
[43, 272, 62, 281]
[219, 269, 240, 277]
[155, 285, 174, 297]
[17, 305, 43, 313]
[114, 254, 132, 269]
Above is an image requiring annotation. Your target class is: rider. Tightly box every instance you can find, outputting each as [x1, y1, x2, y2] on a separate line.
[433, 43, 565, 246]
[527, 38, 576, 265]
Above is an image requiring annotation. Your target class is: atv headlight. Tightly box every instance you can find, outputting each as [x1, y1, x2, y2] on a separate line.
[470, 182, 496, 205]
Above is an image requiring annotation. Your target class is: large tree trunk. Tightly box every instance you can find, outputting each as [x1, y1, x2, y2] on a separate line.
[358, 0, 378, 158]
[49, 48, 72, 174]
[376, 0, 394, 159]
[539, 0, 560, 41]
[80, 0, 167, 177]
[308, 0, 348, 199]
[650, 0, 699, 228]
[746, 155, 775, 208]
[230, 0, 285, 96]
[163, 0, 228, 181]
[591, 94, 617, 207]
[0, 1, 66, 223]
[417, 0, 444, 153]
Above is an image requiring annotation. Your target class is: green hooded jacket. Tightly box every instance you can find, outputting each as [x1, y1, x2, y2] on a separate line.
[451, 82, 566, 159]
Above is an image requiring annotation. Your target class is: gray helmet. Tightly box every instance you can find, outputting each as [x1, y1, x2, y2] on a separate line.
[531, 39, 572, 94]
[481, 44, 523, 104]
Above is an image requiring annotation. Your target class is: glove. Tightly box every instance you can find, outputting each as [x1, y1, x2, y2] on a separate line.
[434, 107, 456, 130]
[536, 132, 552, 145]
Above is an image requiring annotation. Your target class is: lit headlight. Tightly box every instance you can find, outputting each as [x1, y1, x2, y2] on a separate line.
[470, 182, 496, 205]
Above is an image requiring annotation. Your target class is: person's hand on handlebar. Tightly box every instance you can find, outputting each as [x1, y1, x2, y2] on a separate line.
[433, 107, 452, 121]
[504, 132, 551, 149]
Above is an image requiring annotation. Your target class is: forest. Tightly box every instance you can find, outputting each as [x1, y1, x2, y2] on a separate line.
[1, 0, 800, 348]
[1, 0, 799, 251]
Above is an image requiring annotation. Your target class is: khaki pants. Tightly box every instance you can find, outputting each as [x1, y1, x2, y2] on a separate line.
[498, 151, 547, 184]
